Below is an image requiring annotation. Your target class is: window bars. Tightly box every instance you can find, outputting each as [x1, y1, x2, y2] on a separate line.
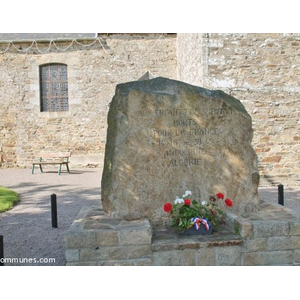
[40, 64, 69, 112]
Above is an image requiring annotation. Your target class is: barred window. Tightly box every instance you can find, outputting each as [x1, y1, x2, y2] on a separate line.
[39, 63, 69, 112]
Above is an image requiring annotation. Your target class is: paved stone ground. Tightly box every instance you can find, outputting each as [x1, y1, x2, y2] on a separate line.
[0, 167, 102, 266]
[0, 166, 299, 266]
[258, 186, 300, 216]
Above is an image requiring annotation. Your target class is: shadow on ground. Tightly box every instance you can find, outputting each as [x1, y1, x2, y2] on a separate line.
[0, 168, 102, 266]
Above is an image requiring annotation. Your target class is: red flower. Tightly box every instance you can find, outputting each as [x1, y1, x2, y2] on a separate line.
[184, 199, 191, 205]
[216, 192, 224, 199]
[163, 202, 173, 212]
[225, 198, 233, 207]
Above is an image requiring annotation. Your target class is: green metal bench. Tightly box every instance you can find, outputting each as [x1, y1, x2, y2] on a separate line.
[31, 152, 71, 175]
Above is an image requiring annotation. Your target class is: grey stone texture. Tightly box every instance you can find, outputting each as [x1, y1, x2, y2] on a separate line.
[101, 77, 260, 226]
[231, 201, 300, 266]
[65, 200, 300, 266]
[244, 251, 294, 266]
[64, 206, 153, 266]
[65, 205, 245, 266]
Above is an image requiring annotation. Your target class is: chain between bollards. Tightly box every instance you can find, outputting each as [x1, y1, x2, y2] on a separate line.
[0, 235, 4, 266]
[278, 184, 284, 206]
[51, 194, 58, 228]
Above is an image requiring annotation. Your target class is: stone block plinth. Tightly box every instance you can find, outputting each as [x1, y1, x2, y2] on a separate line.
[65, 201, 300, 266]
[227, 201, 300, 266]
[64, 206, 153, 266]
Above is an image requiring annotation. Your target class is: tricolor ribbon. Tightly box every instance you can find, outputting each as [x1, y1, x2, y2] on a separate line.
[191, 217, 210, 231]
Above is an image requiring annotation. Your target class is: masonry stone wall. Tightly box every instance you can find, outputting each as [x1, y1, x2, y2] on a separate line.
[177, 33, 300, 186]
[65, 203, 300, 266]
[0, 34, 177, 168]
[1, 33, 300, 186]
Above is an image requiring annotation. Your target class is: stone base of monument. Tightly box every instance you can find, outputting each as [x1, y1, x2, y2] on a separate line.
[226, 201, 300, 266]
[64, 206, 153, 266]
[65, 202, 300, 266]
[179, 224, 213, 236]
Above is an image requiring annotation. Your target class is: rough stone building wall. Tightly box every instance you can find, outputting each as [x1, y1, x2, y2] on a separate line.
[177, 33, 300, 186]
[2, 33, 300, 186]
[0, 34, 177, 168]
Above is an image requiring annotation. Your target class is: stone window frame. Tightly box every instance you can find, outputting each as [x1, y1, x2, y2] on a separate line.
[28, 54, 80, 118]
[39, 63, 69, 112]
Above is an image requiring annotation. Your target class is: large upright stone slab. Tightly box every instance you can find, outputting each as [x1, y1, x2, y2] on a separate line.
[101, 77, 260, 226]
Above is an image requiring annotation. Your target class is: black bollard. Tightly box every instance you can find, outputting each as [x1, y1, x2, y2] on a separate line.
[51, 194, 58, 228]
[278, 184, 284, 206]
[0, 235, 4, 266]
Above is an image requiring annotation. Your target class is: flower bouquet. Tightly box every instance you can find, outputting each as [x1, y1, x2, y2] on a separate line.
[163, 191, 233, 234]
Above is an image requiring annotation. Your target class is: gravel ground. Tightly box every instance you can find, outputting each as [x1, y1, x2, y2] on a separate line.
[0, 167, 299, 266]
[0, 167, 102, 266]
[258, 186, 300, 215]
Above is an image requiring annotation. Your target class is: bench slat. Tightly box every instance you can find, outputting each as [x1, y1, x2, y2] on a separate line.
[33, 162, 68, 165]
[38, 152, 71, 158]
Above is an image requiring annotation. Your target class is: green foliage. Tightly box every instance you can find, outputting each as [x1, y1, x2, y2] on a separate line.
[234, 222, 241, 237]
[0, 186, 19, 213]
[165, 192, 231, 233]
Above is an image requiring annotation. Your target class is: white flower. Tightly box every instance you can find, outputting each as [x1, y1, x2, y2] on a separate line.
[174, 198, 184, 204]
[201, 201, 207, 206]
[183, 190, 192, 197]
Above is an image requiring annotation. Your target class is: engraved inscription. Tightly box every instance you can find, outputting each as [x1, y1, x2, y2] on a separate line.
[139, 105, 231, 167]
[138, 107, 234, 117]
[168, 158, 202, 167]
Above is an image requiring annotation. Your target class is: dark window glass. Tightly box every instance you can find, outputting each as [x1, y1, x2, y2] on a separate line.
[40, 64, 69, 112]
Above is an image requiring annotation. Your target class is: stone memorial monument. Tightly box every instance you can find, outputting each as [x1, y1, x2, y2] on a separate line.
[101, 77, 260, 226]
[66, 77, 300, 266]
